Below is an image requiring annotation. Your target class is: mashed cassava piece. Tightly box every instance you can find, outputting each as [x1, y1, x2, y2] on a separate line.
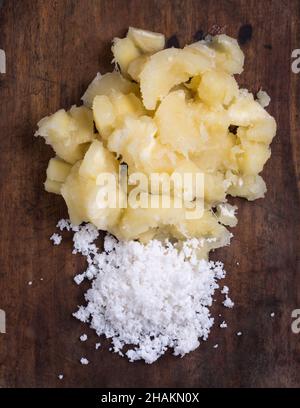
[36, 27, 276, 259]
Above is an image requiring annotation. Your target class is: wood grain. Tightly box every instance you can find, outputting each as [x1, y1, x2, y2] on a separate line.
[0, 0, 299, 388]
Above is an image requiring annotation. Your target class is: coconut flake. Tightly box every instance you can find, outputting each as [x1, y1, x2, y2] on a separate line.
[50, 233, 62, 245]
[69, 225, 230, 364]
[80, 334, 88, 342]
[223, 296, 234, 308]
[256, 89, 271, 108]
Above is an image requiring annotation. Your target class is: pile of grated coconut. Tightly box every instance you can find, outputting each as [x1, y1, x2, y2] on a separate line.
[56, 220, 233, 364]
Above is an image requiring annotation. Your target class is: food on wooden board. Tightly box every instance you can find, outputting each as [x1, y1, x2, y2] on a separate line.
[36, 27, 276, 363]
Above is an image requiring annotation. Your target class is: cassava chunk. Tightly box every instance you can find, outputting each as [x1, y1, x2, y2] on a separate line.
[35, 106, 94, 164]
[81, 72, 138, 108]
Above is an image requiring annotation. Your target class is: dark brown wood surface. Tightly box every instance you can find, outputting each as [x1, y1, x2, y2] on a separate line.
[0, 0, 299, 388]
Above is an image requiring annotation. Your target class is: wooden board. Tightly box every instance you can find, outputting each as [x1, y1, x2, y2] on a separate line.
[0, 0, 300, 388]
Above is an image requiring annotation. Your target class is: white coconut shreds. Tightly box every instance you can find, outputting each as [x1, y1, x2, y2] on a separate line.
[50, 233, 62, 245]
[56, 219, 233, 364]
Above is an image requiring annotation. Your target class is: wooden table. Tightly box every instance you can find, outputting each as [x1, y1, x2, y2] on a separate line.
[0, 0, 299, 388]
